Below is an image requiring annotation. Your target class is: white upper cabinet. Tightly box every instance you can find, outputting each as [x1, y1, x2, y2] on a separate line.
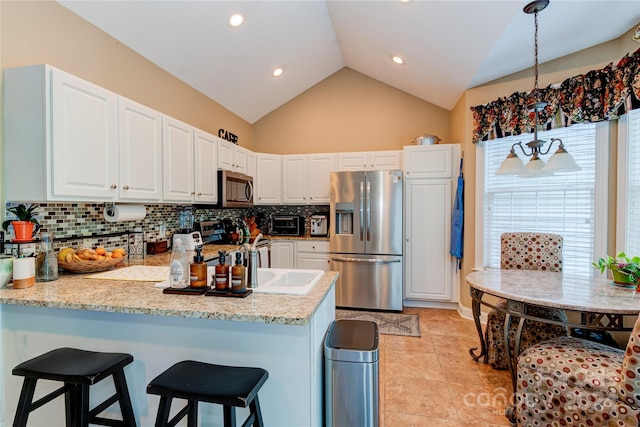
[256, 153, 282, 204]
[282, 154, 335, 205]
[336, 150, 401, 171]
[282, 155, 308, 204]
[404, 145, 455, 179]
[247, 151, 257, 178]
[117, 97, 163, 201]
[218, 139, 249, 175]
[5, 64, 119, 201]
[194, 130, 218, 204]
[162, 117, 194, 202]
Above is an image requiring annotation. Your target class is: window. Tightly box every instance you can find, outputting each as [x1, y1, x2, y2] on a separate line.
[479, 122, 608, 276]
[619, 109, 640, 254]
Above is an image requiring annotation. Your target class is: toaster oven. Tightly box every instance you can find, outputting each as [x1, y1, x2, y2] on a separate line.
[271, 215, 305, 236]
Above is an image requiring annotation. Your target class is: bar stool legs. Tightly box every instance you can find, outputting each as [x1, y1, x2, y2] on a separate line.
[12, 347, 137, 427]
[147, 360, 268, 427]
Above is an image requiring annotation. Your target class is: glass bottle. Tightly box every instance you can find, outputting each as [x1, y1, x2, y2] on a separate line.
[169, 238, 189, 288]
[36, 231, 58, 282]
[231, 252, 246, 293]
[215, 251, 229, 291]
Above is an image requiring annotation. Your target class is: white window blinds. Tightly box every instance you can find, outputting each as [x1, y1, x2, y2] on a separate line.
[624, 109, 640, 255]
[483, 123, 598, 276]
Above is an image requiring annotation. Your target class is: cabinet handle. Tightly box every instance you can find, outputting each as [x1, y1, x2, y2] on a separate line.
[406, 238, 410, 241]
[312, 246, 315, 249]
[123, 185, 129, 190]
[191, 192, 195, 195]
[110, 185, 117, 189]
[197, 192, 202, 196]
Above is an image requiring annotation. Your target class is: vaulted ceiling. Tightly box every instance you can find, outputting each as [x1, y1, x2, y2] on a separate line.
[58, 0, 640, 124]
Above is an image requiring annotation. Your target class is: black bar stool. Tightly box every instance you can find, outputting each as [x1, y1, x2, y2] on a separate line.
[147, 360, 268, 427]
[12, 347, 137, 427]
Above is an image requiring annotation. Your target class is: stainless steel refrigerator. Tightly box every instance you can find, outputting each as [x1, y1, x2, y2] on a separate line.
[329, 170, 403, 311]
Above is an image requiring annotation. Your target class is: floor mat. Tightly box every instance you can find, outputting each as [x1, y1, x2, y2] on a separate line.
[335, 309, 421, 337]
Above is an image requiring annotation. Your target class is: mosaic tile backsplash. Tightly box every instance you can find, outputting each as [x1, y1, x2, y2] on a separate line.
[3, 202, 329, 254]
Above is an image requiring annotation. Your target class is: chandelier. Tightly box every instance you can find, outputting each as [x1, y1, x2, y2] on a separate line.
[496, 0, 580, 177]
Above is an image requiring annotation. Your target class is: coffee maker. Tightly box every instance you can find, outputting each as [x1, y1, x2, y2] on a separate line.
[310, 214, 329, 237]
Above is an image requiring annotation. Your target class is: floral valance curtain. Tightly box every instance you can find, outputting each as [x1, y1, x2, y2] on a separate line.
[471, 47, 640, 144]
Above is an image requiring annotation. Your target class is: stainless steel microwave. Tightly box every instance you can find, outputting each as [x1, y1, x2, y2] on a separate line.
[217, 170, 254, 208]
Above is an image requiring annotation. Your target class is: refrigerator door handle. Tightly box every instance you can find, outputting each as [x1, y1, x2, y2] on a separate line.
[359, 181, 365, 241]
[366, 180, 371, 241]
[331, 256, 402, 264]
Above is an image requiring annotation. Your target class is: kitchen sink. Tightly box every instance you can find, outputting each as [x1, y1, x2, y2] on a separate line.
[252, 268, 324, 295]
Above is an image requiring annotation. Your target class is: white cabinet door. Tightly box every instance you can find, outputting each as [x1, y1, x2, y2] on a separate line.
[308, 154, 335, 204]
[247, 151, 257, 178]
[194, 130, 218, 204]
[217, 139, 249, 174]
[337, 151, 401, 171]
[234, 145, 249, 175]
[404, 145, 456, 179]
[51, 68, 117, 200]
[282, 155, 308, 204]
[217, 139, 235, 171]
[336, 152, 368, 171]
[272, 241, 295, 269]
[256, 154, 282, 205]
[117, 98, 163, 201]
[404, 179, 454, 301]
[162, 117, 194, 202]
[295, 241, 330, 271]
[370, 150, 402, 170]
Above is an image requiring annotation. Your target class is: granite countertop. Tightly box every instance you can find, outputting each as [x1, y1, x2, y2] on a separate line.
[0, 253, 338, 326]
[466, 269, 640, 314]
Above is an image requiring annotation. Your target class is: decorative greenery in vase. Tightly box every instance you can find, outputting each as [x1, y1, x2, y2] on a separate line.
[592, 252, 640, 286]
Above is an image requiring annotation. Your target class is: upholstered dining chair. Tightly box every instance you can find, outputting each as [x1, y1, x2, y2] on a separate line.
[484, 232, 568, 370]
[515, 314, 640, 425]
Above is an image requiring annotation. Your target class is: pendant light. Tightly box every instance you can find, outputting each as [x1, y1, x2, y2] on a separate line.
[496, 0, 581, 177]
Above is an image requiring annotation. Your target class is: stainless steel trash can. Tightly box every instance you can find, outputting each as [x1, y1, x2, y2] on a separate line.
[324, 319, 379, 427]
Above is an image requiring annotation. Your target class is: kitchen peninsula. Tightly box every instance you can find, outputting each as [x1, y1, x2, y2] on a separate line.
[0, 253, 337, 426]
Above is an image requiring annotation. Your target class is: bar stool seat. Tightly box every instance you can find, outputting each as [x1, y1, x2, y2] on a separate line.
[147, 360, 268, 427]
[12, 347, 137, 427]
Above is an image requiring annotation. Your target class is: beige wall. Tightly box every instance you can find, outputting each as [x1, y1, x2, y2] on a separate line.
[253, 67, 451, 154]
[0, 0, 253, 149]
[452, 24, 640, 309]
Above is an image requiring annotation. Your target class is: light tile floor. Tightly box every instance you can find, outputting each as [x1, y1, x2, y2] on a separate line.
[379, 307, 512, 426]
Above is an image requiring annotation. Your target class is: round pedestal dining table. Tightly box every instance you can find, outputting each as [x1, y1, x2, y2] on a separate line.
[466, 269, 640, 425]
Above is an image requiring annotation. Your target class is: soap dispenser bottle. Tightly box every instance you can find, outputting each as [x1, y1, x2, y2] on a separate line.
[190, 246, 207, 288]
[169, 238, 189, 288]
[214, 250, 229, 291]
[231, 252, 246, 293]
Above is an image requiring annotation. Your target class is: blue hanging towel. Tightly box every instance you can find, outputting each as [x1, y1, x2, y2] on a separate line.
[450, 158, 464, 270]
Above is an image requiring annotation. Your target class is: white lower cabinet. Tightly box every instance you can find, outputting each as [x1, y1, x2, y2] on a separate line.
[271, 241, 295, 269]
[295, 241, 330, 271]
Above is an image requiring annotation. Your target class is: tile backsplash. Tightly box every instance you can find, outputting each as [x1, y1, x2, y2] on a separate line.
[3, 202, 329, 253]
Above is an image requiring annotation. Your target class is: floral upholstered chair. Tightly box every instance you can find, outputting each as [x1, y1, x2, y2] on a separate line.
[484, 232, 568, 370]
[515, 315, 640, 425]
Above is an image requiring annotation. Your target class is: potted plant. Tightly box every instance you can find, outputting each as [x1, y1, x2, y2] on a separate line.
[2, 203, 40, 241]
[592, 251, 640, 287]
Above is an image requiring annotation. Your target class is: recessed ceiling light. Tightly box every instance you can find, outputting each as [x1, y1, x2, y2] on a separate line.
[391, 56, 405, 65]
[272, 68, 284, 78]
[228, 14, 244, 27]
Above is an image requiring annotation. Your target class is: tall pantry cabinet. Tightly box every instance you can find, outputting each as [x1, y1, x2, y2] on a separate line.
[403, 144, 460, 306]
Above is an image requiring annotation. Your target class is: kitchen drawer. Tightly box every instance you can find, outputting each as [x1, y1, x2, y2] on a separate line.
[296, 241, 329, 253]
